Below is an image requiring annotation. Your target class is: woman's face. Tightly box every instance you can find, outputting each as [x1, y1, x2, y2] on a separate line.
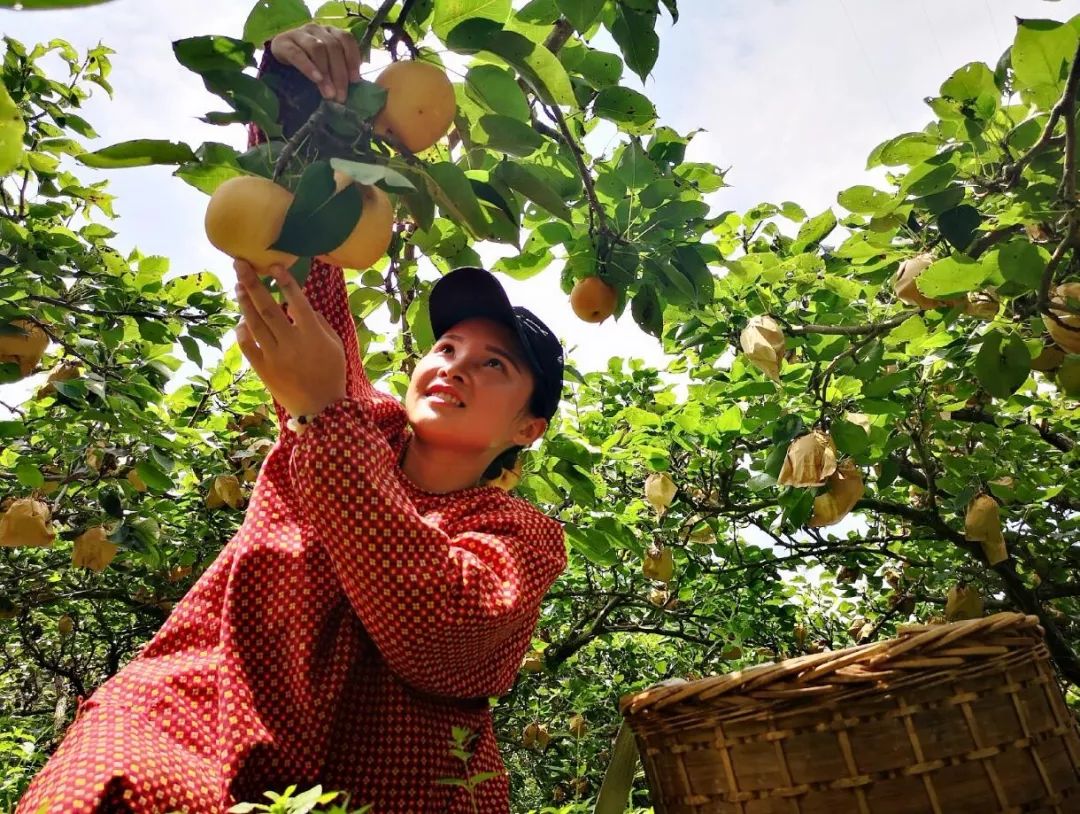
[404, 317, 548, 454]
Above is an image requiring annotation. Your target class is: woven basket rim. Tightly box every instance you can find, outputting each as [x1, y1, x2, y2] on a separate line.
[619, 612, 1043, 716]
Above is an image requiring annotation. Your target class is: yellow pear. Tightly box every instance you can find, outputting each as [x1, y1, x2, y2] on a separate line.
[0, 319, 49, 380]
[739, 315, 785, 381]
[35, 360, 80, 399]
[127, 468, 148, 493]
[965, 494, 1007, 565]
[204, 175, 297, 273]
[945, 584, 984, 621]
[522, 721, 550, 750]
[568, 714, 587, 738]
[778, 430, 837, 487]
[893, 253, 963, 311]
[643, 545, 675, 582]
[570, 276, 617, 324]
[373, 61, 457, 153]
[521, 650, 544, 673]
[644, 472, 677, 514]
[320, 173, 395, 270]
[0, 498, 55, 548]
[206, 474, 245, 510]
[1043, 282, 1080, 354]
[809, 459, 864, 527]
[72, 525, 118, 571]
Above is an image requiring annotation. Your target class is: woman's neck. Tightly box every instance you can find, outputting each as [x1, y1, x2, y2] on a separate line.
[399, 433, 491, 494]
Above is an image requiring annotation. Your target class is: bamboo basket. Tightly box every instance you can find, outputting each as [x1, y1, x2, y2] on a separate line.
[618, 613, 1080, 813]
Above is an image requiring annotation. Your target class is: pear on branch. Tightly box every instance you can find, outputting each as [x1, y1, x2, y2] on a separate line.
[1031, 342, 1065, 372]
[0, 319, 49, 380]
[644, 472, 677, 515]
[963, 290, 999, 321]
[35, 360, 81, 399]
[206, 474, 245, 510]
[643, 545, 675, 582]
[568, 714, 587, 738]
[809, 458, 864, 527]
[521, 650, 544, 673]
[893, 253, 964, 311]
[778, 430, 837, 487]
[945, 584, 984, 621]
[522, 722, 550, 750]
[1043, 282, 1080, 354]
[0, 498, 55, 548]
[739, 315, 786, 381]
[126, 468, 148, 493]
[965, 493, 1007, 565]
[72, 525, 118, 572]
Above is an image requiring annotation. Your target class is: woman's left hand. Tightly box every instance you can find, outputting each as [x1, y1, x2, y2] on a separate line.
[234, 259, 347, 420]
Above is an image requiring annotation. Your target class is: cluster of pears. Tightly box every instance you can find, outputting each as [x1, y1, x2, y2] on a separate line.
[204, 61, 455, 275]
[778, 429, 866, 528]
[894, 252, 1080, 395]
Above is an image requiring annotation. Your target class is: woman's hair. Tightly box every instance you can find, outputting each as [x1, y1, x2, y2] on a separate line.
[480, 383, 548, 482]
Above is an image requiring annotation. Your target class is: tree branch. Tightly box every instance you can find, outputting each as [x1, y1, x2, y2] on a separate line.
[783, 311, 917, 336]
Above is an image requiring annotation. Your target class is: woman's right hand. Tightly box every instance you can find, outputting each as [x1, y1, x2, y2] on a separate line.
[270, 23, 363, 104]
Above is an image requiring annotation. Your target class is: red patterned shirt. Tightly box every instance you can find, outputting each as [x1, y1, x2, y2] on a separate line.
[18, 232, 565, 814]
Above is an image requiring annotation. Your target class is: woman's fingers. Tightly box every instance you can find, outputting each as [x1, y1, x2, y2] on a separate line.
[272, 37, 325, 88]
[321, 27, 351, 102]
[265, 265, 315, 330]
[234, 260, 291, 347]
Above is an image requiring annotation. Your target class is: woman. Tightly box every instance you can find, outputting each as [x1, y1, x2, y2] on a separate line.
[16, 23, 567, 814]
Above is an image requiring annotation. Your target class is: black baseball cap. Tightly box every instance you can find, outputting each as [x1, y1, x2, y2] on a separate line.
[428, 267, 565, 422]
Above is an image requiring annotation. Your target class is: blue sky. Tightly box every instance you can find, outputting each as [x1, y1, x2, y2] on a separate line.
[1, 0, 1073, 405]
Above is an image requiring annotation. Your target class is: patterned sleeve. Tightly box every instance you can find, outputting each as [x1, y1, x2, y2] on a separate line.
[289, 397, 568, 699]
[243, 44, 395, 434]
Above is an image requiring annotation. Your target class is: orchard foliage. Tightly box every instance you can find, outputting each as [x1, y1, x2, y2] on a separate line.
[2, 2, 1080, 811]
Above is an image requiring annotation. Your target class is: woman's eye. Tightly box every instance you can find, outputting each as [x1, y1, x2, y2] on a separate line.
[486, 357, 503, 368]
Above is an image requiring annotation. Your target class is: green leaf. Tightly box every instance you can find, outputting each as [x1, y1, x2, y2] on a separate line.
[1012, 18, 1079, 108]
[936, 205, 981, 252]
[998, 240, 1045, 292]
[273, 161, 363, 256]
[975, 331, 1031, 398]
[493, 161, 571, 222]
[175, 142, 245, 195]
[474, 114, 543, 155]
[836, 185, 894, 215]
[77, 139, 197, 168]
[243, 0, 312, 45]
[593, 86, 657, 134]
[135, 460, 173, 492]
[792, 208, 837, 253]
[14, 459, 43, 489]
[447, 20, 575, 107]
[609, 5, 659, 82]
[831, 418, 869, 457]
[432, 0, 511, 41]
[672, 245, 714, 304]
[631, 286, 663, 337]
[422, 161, 491, 239]
[565, 524, 618, 567]
[557, 0, 603, 33]
[344, 79, 387, 120]
[917, 254, 990, 298]
[172, 35, 254, 73]
[199, 70, 281, 137]
[0, 82, 25, 175]
[330, 158, 415, 192]
[464, 64, 531, 121]
[875, 132, 939, 167]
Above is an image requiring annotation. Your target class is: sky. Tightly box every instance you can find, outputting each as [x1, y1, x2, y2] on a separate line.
[1, 0, 1075, 404]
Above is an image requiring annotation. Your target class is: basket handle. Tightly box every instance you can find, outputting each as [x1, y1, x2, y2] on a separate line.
[593, 720, 640, 814]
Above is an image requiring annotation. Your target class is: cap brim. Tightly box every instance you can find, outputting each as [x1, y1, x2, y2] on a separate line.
[429, 267, 545, 376]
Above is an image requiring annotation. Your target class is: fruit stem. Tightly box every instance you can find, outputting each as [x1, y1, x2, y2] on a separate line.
[272, 102, 329, 181]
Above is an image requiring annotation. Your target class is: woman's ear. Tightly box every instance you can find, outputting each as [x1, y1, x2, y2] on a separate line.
[513, 416, 548, 447]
